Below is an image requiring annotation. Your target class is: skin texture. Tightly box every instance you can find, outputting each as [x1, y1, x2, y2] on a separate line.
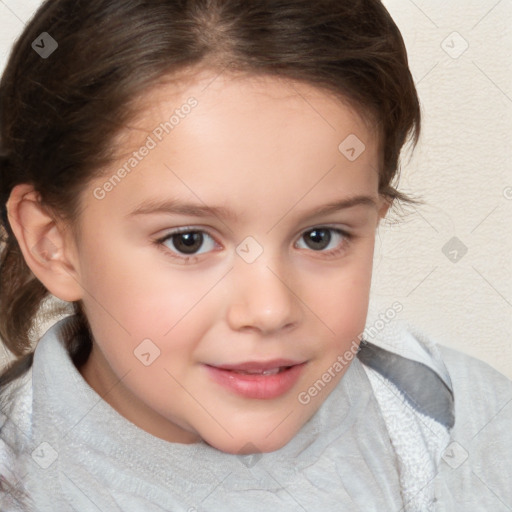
[7, 69, 388, 454]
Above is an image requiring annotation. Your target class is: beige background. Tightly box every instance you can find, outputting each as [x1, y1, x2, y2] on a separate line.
[0, 0, 511, 377]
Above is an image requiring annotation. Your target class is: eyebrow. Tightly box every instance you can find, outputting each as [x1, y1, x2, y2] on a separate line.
[127, 195, 378, 221]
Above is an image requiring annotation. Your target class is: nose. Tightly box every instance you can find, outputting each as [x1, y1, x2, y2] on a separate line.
[226, 256, 302, 335]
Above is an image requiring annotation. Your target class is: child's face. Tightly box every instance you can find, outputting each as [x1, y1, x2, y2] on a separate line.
[70, 70, 386, 454]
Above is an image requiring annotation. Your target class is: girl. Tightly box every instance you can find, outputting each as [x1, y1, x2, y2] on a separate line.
[0, 0, 510, 510]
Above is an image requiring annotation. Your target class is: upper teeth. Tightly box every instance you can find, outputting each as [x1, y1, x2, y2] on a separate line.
[236, 367, 282, 375]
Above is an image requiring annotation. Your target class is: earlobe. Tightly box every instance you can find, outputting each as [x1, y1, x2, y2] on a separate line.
[6, 183, 84, 302]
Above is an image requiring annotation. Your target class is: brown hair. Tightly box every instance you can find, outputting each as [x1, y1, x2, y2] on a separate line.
[0, 0, 421, 387]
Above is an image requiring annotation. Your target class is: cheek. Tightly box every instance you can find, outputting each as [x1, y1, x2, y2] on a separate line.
[79, 235, 217, 337]
[307, 239, 375, 342]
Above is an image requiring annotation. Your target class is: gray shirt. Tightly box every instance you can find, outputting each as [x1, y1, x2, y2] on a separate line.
[1, 315, 511, 511]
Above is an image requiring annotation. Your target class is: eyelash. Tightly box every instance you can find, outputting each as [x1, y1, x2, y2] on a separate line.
[153, 226, 353, 264]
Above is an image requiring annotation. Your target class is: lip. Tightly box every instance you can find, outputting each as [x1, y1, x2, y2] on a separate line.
[212, 359, 304, 372]
[204, 360, 307, 400]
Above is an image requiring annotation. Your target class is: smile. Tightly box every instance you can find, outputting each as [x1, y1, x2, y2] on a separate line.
[204, 360, 307, 399]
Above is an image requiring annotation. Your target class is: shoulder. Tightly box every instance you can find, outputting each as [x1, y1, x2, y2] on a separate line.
[360, 325, 512, 505]
[437, 342, 511, 389]
[435, 343, 512, 439]
[0, 364, 33, 430]
[360, 322, 512, 430]
[0, 366, 33, 506]
[429, 342, 512, 506]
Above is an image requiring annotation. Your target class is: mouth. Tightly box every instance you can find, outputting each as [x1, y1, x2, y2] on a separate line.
[204, 360, 307, 399]
[224, 367, 289, 376]
[208, 359, 304, 375]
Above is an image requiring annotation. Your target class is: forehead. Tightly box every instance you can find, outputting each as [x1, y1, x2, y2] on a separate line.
[121, 67, 378, 154]
[87, 69, 381, 221]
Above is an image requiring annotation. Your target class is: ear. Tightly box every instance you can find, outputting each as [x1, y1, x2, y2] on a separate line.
[6, 183, 84, 302]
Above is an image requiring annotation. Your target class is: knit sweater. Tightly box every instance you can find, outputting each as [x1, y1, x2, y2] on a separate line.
[1, 315, 511, 511]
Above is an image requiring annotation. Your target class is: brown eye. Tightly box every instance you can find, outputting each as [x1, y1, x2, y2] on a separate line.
[295, 227, 351, 257]
[171, 232, 204, 254]
[303, 228, 332, 251]
[156, 229, 217, 260]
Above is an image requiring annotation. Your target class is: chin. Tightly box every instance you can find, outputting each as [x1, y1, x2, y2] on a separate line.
[208, 437, 294, 455]
[199, 424, 300, 455]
